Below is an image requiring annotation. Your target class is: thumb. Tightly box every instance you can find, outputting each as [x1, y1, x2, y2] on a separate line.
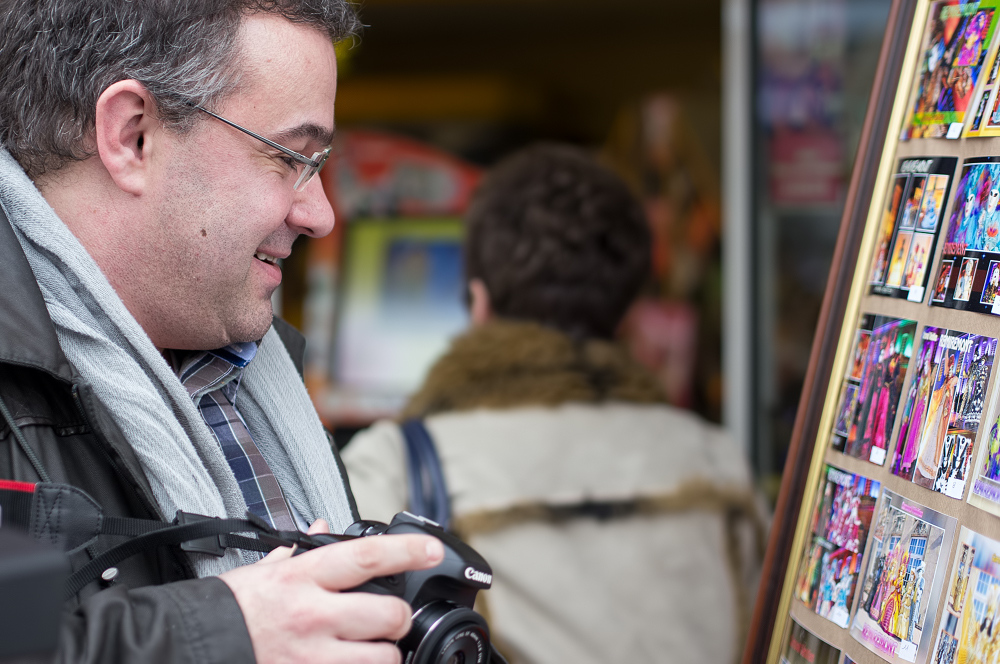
[308, 518, 330, 535]
[259, 519, 331, 565]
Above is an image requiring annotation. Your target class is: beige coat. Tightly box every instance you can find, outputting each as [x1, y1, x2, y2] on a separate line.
[342, 321, 764, 664]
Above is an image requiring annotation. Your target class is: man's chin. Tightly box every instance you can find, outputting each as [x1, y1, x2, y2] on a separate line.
[158, 300, 275, 350]
[227, 308, 275, 345]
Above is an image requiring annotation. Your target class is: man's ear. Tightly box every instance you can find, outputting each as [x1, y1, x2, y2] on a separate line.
[468, 278, 492, 327]
[94, 80, 159, 195]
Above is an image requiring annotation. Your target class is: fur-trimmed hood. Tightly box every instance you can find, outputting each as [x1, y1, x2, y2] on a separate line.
[402, 319, 665, 418]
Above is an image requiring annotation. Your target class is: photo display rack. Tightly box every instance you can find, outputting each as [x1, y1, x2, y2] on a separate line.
[748, 2, 1000, 664]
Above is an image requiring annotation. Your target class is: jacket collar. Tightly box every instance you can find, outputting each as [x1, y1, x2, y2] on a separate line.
[402, 319, 666, 418]
[0, 204, 75, 382]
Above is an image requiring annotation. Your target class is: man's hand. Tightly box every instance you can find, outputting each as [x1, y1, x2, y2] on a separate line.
[220, 520, 444, 664]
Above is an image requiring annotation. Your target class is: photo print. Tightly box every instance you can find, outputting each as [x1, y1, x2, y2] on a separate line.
[832, 315, 917, 465]
[904, 234, 938, 292]
[954, 258, 979, 301]
[903, 176, 930, 229]
[929, 528, 1000, 664]
[892, 327, 997, 499]
[932, 156, 1000, 313]
[933, 261, 955, 302]
[905, 1, 1000, 140]
[966, 16, 1000, 137]
[870, 158, 958, 302]
[980, 260, 1000, 304]
[781, 618, 842, 664]
[835, 385, 861, 438]
[969, 78, 994, 134]
[873, 175, 910, 286]
[794, 466, 881, 628]
[852, 331, 874, 381]
[967, 388, 1000, 518]
[888, 234, 917, 289]
[851, 491, 957, 664]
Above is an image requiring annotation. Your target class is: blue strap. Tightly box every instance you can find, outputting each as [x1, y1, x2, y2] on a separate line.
[400, 419, 451, 529]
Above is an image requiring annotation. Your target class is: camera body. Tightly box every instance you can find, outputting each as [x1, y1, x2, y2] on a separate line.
[297, 512, 496, 664]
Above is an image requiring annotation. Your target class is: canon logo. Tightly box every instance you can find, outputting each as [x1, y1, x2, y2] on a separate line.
[464, 567, 492, 585]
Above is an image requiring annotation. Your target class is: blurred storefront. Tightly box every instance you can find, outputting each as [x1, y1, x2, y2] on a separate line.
[278, 0, 898, 497]
[748, 0, 892, 498]
[278, 0, 731, 445]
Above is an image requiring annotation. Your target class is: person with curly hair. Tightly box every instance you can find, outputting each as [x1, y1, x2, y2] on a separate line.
[343, 144, 765, 664]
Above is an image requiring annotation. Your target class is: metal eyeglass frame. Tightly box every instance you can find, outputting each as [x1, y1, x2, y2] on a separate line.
[192, 104, 331, 191]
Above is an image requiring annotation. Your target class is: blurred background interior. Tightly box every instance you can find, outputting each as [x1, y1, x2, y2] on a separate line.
[274, 0, 894, 505]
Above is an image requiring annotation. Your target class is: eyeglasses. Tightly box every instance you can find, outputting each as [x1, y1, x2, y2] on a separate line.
[192, 104, 331, 191]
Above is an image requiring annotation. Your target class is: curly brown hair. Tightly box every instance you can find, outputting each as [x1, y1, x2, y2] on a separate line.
[465, 144, 651, 340]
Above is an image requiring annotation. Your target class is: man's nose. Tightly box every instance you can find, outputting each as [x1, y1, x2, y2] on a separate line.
[287, 176, 336, 238]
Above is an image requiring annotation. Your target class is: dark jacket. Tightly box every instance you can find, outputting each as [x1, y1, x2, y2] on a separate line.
[0, 209, 356, 663]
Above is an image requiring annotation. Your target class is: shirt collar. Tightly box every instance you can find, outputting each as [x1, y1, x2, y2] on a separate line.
[208, 341, 258, 368]
[174, 341, 259, 401]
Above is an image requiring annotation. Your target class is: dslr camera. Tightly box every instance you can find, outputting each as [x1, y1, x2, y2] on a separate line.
[295, 512, 504, 664]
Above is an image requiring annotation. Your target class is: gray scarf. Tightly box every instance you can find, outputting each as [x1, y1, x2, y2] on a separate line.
[0, 149, 354, 576]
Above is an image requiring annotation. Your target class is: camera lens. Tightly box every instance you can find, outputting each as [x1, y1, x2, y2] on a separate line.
[401, 601, 490, 664]
[436, 627, 483, 664]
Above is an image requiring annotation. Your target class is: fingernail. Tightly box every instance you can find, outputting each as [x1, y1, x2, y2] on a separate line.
[426, 539, 444, 562]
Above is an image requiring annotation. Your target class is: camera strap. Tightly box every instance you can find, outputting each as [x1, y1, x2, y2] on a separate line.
[0, 481, 311, 598]
[400, 419, 451, 529]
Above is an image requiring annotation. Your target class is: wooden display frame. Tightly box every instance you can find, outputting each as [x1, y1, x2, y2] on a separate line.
[745, 1, 1000, 662]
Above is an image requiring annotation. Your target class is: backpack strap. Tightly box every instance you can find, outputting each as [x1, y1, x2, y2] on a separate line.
[399, 419, 451, 530]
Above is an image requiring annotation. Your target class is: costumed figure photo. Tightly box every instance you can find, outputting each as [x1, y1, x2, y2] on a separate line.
[917, 354, 959, 482]
[911, 561, 926, 643]
[984, 417, 1000, 482]
[797, 468, 880, 627]
[902, 177, 927, 229]
[873, 177, 907, 284]
[920, 184, 942, 230]
[851, 490, 955, 663]
[863, 355, 900, 460]
[983, 187, 1000, 252]
[981, 262, 1000, 304]
[955, 258, 978, 301]
[934, 262, 955, 302]
[839, 316, 915, 462]
[953, 191, 982, 251]
[865, 552, 889, 616]
[912, 333, 997, 496]
[887, 235, 915, 287]
[920, 17, 947, 114]
[903, 238, 931, 289]
[895, 351, 937, 478]
[954, 11, 991, 68]
[931, 529, 1000, 664]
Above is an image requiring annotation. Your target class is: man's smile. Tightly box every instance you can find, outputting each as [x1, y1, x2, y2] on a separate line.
[254, 251, 280, 266]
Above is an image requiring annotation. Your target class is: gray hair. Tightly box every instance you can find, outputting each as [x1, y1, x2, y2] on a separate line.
[0, 0, 361, 179]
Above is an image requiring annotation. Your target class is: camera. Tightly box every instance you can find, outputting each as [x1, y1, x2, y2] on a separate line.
[295, 512, 503, 664]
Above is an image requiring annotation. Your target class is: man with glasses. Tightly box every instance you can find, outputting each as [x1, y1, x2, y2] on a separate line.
[0, 2, 441, 663]
[191, 104, 333, 193]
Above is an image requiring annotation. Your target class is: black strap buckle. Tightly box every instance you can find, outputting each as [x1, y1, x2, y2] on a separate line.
[176, 512, 226, 557]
